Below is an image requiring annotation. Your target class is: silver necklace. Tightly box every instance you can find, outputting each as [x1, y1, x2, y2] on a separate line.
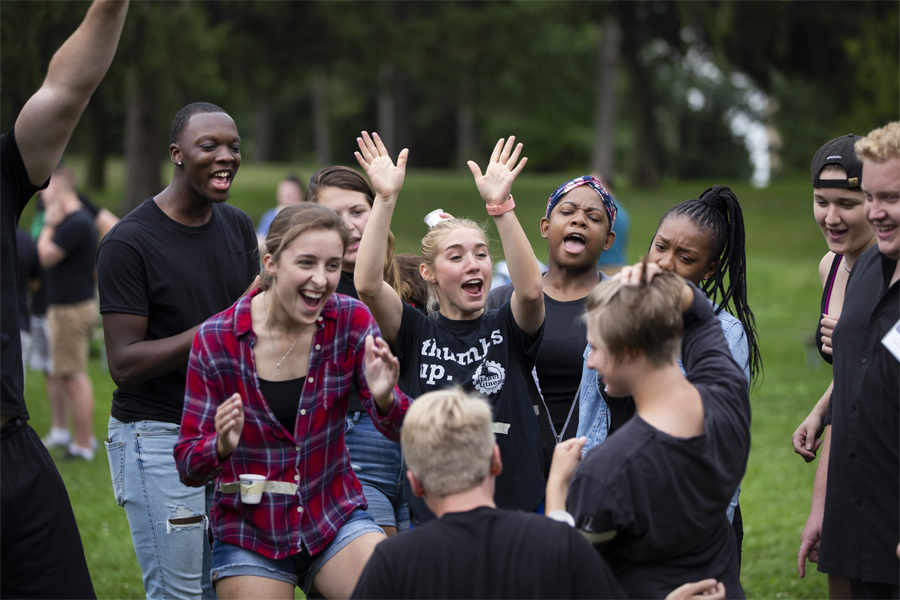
[264, 291, 300, 377]
[843, 258, 852, 274]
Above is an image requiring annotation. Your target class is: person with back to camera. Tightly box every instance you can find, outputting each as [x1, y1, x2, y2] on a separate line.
[354, 132, 547, 526]
[0, 1, 128, 597]
[791, 135, 873, 599]
[487, 175, 617, 472]
[304, 165, 425, 537]
[798, 122, 900, 599]
[175, 203, 412, 599]
[546, 258, 750, 599]
[576, 185, 761, 567]
[97, 102, 260, 598]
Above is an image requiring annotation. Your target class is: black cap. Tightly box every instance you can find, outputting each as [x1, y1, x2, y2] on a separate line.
[811, 134, 863, 189]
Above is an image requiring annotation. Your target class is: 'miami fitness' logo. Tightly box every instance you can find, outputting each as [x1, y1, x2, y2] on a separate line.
[473, 360, 505, 395]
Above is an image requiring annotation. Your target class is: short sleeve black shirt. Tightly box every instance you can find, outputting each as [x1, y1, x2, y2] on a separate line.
[397, 302, 545, 512]
[1, 129, 49, 419]
[566, 286, 750, 599]
[46, 207, 96, 305]
[351, 506, 626, 599]
[97, 198, 259, 424]
[818, 245, 899, 585]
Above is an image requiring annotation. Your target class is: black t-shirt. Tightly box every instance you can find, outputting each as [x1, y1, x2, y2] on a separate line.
[819, 245, 899, 585]
[397, 302, 545, 513]
[567, 285, 750, 599]
[351, 506, 626, 600]
[47, 207, 96, 305]
[534, 295, 586, 435]
[1, 129, 49, 419]
[97, 198, 259, 424]
[16, 228, 39, 332]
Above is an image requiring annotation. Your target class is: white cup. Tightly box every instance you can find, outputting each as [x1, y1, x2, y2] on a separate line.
[424, 209, 444, 228]
[239, 474, 266, 505]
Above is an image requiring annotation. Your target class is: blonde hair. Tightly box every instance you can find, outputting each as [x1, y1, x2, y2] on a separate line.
[260, 203, 350, 291]
[585, 260, 684, 367]
[420, 218, 490, 313]
[306, 166, 411, 302]
[855, 122, 900, 163]
[401, 387, 495, 497]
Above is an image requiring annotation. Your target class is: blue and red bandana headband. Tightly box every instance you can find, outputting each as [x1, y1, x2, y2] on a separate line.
[545, 175, 617, 230]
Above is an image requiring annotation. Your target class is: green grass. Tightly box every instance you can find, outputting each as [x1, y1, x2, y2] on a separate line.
[25, 158, 830, 598]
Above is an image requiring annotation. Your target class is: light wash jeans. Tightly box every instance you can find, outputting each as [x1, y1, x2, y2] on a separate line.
[105, 416, 215, 599]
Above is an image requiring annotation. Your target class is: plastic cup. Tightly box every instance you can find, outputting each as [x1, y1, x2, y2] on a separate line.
[424, 209, 444, 228]
[239, 474, 266, 504]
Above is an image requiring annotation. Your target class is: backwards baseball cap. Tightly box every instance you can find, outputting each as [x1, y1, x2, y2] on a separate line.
[811, 134, 863, 189]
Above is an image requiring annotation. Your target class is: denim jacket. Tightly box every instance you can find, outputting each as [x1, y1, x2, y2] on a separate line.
[575, 303, 749, 522]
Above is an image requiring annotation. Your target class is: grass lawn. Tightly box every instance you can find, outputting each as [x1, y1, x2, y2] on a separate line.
[23, 157, 832, 598]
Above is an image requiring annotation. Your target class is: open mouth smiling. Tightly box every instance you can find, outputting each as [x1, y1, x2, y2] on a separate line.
[210, 170, 232, 190]
[462, 279, 483, 297]
[300, 290, 324, 309]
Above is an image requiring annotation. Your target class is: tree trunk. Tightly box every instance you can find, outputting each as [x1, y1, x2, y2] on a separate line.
[377, 62, 395, 156]
[85, 98, 107, 191]
[312, 71, 331, 166]
[617, 6, 659, 188]
[456, 76, 475, 171]
[590, 17, 620, 182]
[251, 95, 273, 163]
[120, 66, 163, 216]
[394, 68, 413, 164]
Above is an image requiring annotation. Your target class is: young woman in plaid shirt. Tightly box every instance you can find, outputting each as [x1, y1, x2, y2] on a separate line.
[175, 203, 411, 598]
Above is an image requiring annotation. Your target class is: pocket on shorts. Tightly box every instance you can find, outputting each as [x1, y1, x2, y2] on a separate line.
[105, 439, 126, 506]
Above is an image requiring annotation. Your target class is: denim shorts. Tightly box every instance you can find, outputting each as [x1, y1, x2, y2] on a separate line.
[345, 412, 409, 531]
[210, 508, 383, 593]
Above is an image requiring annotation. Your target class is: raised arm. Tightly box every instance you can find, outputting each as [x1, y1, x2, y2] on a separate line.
[468, 137, 544, 337]
[354, 131, 408, 347]
[16, 0, 129, 187]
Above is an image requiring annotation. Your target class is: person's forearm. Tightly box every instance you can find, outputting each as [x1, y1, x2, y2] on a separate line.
[355, 195, 396, 298]
[17, 1, 129, 185]
[810, 382, 833, 425]
[44, 1, 129, 98]
[36, 226, 63, 268]
[495, 210, 542, 303]
[544, 473, 569, 514]
[810, 426, 831, 515]
[107, 325, 200, 388]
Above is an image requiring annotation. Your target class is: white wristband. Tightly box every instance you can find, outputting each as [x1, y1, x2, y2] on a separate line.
[546, 510, 575, 527]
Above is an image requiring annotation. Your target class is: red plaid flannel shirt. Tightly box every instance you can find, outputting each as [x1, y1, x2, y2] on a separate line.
[174, 289, 409, 558]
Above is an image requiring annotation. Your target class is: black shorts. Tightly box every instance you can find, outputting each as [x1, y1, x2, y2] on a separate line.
[0, 418, 95, 598]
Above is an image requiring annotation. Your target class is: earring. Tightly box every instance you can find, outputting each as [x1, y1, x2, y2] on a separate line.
[177, 161, 182, 165]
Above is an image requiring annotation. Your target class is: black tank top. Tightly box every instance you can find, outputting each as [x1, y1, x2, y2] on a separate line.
[816, 254, 842, 365]
[258, 377, 305, 434]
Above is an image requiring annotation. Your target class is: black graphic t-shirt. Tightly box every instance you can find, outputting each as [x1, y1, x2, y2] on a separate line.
[397, 302, 545, 512]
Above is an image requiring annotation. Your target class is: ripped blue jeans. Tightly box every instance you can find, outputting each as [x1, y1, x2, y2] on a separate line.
[106, 417, 215, 599]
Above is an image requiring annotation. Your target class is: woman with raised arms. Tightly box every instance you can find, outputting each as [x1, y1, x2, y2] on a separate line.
[353, 132, 546, 522]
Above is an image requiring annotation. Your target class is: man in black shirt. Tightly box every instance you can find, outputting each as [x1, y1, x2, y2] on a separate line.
[0, 1, 128, 597]
[37, 163, 98, 460]
[800, 122, 900, 598]
[352, 387, 627, 599]
[96, 102, 259, 597]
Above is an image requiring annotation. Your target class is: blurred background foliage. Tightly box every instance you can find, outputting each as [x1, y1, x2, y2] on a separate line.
[2, 0, 897, 214]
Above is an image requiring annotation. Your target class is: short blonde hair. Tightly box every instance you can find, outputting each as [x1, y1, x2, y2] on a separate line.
[855, 122, 900, 163]
[401, 387, 494, 497]
[585, 266, 685, 367]
[420, 218, 490, 313]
